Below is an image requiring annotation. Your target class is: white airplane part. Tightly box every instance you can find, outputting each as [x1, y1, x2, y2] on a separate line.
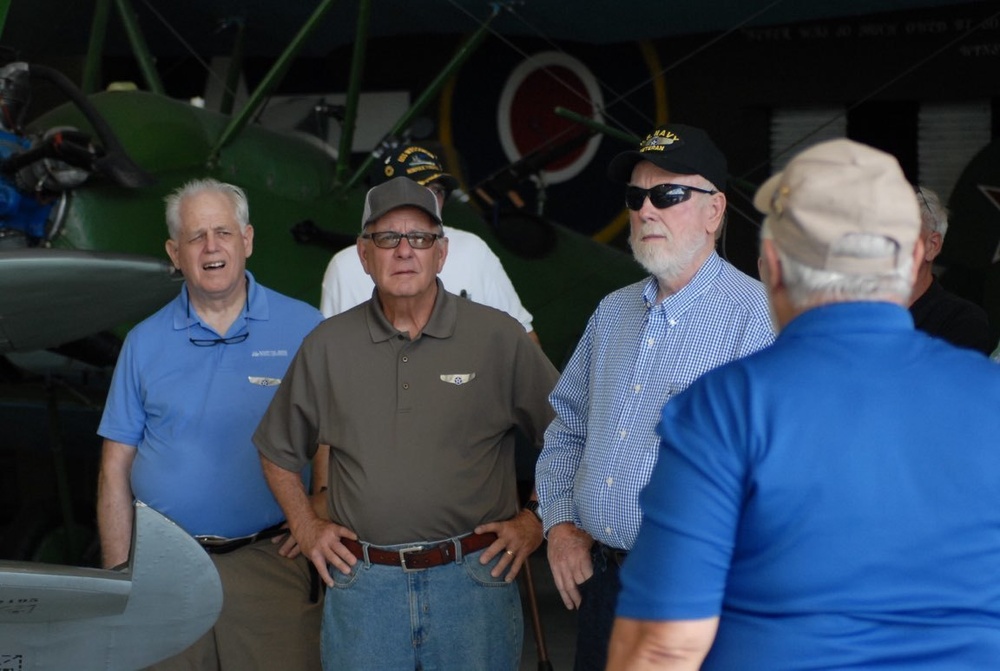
[0, 501, 222, 670]
[0, 249, 182, 354]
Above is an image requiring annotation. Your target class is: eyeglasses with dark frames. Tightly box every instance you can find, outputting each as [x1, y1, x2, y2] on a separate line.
[362, 231, 443, 249]
[189, 331, 249, 347]
[187, 300, 249, 347]
[625, 183, 718, 211]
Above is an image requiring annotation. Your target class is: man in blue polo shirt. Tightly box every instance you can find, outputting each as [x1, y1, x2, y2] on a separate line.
[97, 179, 323, 670]
[609, 139, 1000, 669]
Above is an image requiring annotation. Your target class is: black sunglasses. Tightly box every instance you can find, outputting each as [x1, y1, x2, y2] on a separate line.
[625, 183, 718, 211]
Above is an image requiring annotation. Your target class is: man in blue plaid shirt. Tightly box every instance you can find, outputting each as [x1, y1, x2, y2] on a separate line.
[535, 123, 774, 671]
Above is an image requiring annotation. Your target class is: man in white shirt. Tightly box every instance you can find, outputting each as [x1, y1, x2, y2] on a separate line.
[319, 145, 537, 341]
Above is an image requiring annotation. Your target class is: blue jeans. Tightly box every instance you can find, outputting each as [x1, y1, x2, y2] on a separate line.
[321, 538, 523, 670]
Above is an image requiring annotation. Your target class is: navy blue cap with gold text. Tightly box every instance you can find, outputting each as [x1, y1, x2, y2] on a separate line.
[607, 124, 728, 191]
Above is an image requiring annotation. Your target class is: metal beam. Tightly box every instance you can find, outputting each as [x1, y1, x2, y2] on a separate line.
[208, 0, 339, 166]
[220, 19, 246, 117]
[82, 0, 112, 94]
[0, 0, 12, 48]
[333, 0, 372, 187]
[113, 0, 165, 95]
[338, 4, 500, 193]
[554, 107, 639, 145]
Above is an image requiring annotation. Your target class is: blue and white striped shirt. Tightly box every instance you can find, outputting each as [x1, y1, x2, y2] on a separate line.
[536, 252, 774, 550]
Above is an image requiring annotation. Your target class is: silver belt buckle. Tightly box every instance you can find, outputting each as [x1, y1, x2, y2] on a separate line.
[398, 545, 425, 572]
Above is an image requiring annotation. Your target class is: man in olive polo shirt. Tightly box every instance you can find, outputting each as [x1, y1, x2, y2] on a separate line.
[254, 177, 558, 671]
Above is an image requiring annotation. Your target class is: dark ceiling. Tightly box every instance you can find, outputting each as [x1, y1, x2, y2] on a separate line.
[2, 0, 984, 62]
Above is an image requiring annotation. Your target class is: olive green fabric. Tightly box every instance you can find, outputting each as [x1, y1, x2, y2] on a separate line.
[255, 283, 558, 545]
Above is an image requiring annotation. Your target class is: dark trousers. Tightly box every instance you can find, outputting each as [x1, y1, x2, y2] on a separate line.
[573, 543, 627, 671]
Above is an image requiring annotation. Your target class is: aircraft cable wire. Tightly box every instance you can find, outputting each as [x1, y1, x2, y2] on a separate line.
[441, 0, 673, 168]
[440, 0, 628, 152]
[498, 4, 656, 129]
[444, 0, 783, 264]
[442, 0, 788, 161]
[135, 0, 233, 97]
[136, 0, 306, 127]
[731, 3, 1000, 228]
[602, 0, 789, 140]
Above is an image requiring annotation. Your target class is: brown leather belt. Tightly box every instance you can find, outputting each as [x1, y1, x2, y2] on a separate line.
[342, 532, 497, 571]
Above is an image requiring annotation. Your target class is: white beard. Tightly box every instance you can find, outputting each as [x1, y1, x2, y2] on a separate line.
[630, 222, 708, 285]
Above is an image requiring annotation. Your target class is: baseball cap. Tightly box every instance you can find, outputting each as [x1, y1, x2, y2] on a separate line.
[753, 139, 920, 273]
[607, 123, 728, 190]
[361, 177, 442, 231]
[378, 145, 460, 192]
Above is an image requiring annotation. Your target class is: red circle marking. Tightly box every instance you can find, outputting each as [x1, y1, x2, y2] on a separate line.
[508, 66, 591, 172]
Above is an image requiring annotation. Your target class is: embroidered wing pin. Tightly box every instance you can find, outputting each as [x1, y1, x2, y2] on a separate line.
[440, 373, 476, 386]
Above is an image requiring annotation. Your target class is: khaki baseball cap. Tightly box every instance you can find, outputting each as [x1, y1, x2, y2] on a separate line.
[753, 139, 920, 273]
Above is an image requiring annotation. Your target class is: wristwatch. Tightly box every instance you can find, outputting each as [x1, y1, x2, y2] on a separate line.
[524, 499, 542, 523]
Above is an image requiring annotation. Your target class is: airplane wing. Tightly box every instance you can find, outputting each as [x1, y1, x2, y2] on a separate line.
[0, 249, 183, 353]
[0, 502, 222, 670]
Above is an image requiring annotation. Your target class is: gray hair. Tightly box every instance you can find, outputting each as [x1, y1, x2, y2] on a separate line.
[916, 186, 948, 238]
[762, 220, 914, 308]
[164, 178, 250, 240]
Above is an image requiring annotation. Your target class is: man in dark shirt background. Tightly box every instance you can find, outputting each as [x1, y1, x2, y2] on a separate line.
[908, 186, 992, 354]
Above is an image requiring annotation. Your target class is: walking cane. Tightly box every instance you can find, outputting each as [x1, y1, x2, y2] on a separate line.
[521, 553, 553, 670]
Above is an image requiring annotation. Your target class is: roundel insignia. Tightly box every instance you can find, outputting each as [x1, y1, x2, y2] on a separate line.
[497, 51, 604, 185]
[384, 165, 395, 178]
[942, 141, 1000, 271]
[937, 138, 1000, 333]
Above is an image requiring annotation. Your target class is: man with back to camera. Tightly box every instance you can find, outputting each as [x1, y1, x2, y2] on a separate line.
[609, 139, 1000, 670]
[320, 144, 539, 344]
[96, 179, 324, 670]
[254, 177, 559, 670]
[533, 123, 774, 670]
[908, 185, 991, 353]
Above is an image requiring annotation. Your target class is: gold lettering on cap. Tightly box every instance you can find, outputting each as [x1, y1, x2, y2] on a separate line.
[639, 130, 681, 153]
[399, 146, 432, 162]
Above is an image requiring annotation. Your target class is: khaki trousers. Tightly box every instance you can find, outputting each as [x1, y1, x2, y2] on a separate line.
[146, 536, 322, 671]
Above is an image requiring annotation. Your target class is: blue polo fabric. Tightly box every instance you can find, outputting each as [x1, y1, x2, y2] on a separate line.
[619, 302, 1000, 669]
[98, 272, 322, 538]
